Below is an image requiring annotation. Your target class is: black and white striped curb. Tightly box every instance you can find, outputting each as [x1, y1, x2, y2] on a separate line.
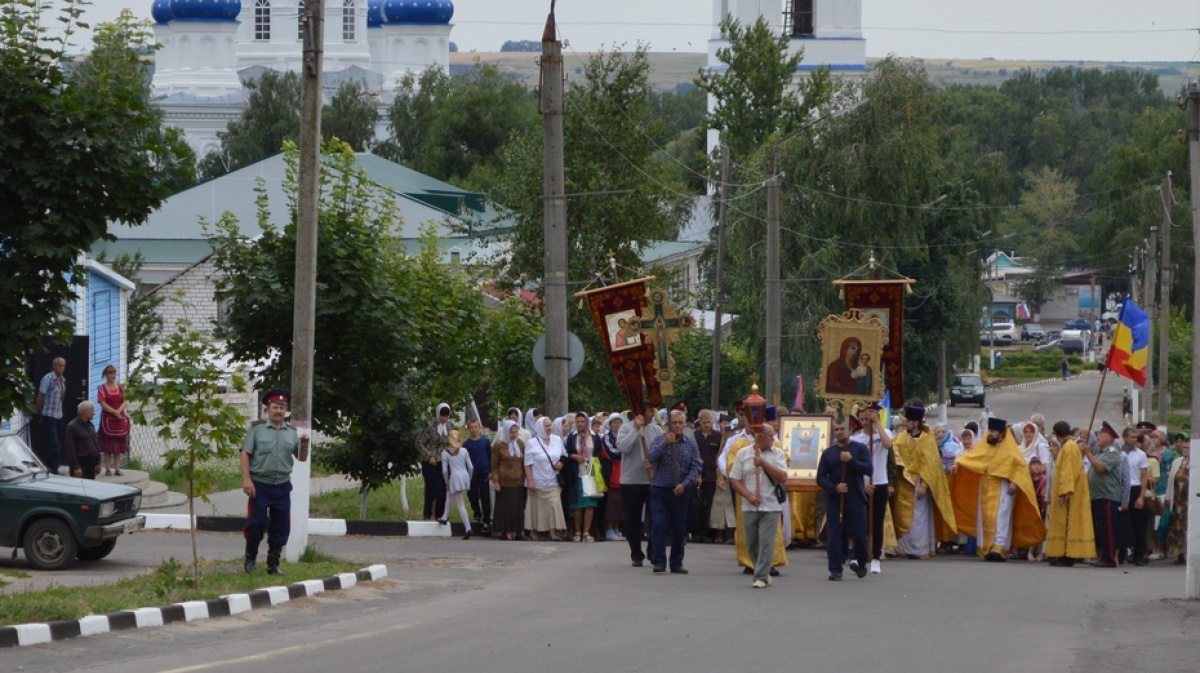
[143, 515, 472, 538]
[0, 564, 387, 648]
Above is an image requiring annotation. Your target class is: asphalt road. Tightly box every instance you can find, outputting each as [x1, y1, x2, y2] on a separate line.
[6, 376, 1197, 672]
[939, 369, 1126, 434]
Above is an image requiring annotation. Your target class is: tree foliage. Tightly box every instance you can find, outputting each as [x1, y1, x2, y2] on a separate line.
[491, 46, 693, 410]
[377, 61, 538, 189]
[0, 4, 189, 419]
[322, 80, 381, 152]
[128, 320, 247, 589]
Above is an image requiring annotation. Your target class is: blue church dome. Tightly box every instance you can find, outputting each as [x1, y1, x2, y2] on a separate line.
[151, 0, 174, 23]
[382, 0, 452, 25]
[167, 0, 242, 21]
[367, 0, 383, 28]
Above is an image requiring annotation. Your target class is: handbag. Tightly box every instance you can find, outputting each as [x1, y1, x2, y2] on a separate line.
[592, 457, 607, 494]
[101, 411, 130, 438]
[580, 471, 602, 498]
[761, 458, 787, 504]
[1142, 495, 1163, 517]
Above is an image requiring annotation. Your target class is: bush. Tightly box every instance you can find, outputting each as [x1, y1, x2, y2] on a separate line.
[986, 349, 1083, 377]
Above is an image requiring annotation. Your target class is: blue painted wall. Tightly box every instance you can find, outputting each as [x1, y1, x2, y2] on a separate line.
[88, 272, 121, 430]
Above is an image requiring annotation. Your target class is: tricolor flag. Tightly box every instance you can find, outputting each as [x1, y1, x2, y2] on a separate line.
[1016, 304, 1031, 320]
[1105, 298, 1150, 385]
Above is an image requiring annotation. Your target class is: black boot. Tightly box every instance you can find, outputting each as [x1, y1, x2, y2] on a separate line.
[244, 541, 258, 573]
[267, 544, 284, 576]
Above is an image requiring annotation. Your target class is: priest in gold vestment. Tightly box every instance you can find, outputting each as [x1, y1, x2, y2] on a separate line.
[892, 405, 957, 558]
[1045, 420, 1095, 565]
[950, 417, 1046, 561]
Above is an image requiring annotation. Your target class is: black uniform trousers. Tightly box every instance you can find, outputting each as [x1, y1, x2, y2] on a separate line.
[869, 484, 890, 560]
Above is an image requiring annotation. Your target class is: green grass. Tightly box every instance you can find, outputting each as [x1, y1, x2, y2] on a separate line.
[0, 568, 31, 589]
[0, 551, 360, 626]
[310, 478, 467, 522]
[143, 455, 245, 496]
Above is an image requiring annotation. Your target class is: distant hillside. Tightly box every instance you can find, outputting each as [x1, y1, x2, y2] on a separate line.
[450, 52, 1194, 95]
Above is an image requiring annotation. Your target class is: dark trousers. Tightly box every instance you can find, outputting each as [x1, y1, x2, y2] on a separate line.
[467, 473, 492, 524]
[650, 485, 691, 570]
[869, 484, 889, 560]
[1128, 486, 1147, 561]
[40, 416, 63, 474]
[1092, 499, 1121, 565]
[245, 480, 292, 550]
[690, 481, 716, 538]
[826, 500, 869, 573]
[621, 484, 653, 563]
[422, 461, 445, 520]
[77, 456, 99, 480]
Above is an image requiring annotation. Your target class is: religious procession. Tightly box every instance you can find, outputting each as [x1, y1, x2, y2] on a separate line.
[412, 274, 1190, 587]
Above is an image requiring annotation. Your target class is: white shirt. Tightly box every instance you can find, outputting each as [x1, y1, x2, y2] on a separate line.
[1124, 447, 1148, 490]
[524, 435, 566, 490]
[851, 427, 893, 486]
[729, 444, 787, 512]
[717, 429, 747, 478]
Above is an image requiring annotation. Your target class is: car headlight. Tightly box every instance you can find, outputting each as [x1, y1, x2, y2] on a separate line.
[133, 494, 142, 511]
[98, 501, 115, 519]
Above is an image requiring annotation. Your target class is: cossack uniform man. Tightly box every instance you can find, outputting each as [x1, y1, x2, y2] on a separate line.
[241, 389, 309, 574]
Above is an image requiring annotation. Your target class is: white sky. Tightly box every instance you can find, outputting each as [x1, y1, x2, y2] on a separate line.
[65, 0, 1200, 63]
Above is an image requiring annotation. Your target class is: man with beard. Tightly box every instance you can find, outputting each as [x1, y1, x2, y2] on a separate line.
[817, 417, 873, 580]
[892, 404, 957, 559]
[950, 417, 1045, 562]
[1045, 420, 1095, 567]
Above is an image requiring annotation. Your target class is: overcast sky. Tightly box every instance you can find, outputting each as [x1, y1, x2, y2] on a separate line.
[68, 0, 1200, 63]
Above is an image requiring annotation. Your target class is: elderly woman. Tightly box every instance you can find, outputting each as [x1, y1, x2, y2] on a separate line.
[491, 420, 527, 541]
[524, 416, 568, 541]
[96, 364, 130, 476]
[599, 414, 625, 541]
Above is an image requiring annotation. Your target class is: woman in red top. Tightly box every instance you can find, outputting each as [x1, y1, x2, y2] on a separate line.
[97, 364, 130, 476]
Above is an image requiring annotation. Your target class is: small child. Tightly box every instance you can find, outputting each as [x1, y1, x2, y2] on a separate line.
[1028, 457, 1048, 562]
[440, 429, 475, 540]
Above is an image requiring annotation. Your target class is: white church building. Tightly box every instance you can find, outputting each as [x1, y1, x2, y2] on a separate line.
[148, 0, 455, 157]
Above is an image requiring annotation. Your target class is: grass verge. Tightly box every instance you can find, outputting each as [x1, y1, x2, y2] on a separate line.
[309, 478, 466, 523]
[0, 568, 31, 589]
[0, 549, 359, 626]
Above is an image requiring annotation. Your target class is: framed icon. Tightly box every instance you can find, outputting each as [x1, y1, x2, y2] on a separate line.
[779, 414, 832, 483]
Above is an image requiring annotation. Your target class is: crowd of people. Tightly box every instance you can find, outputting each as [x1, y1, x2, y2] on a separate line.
[413, 396, 1191, 585]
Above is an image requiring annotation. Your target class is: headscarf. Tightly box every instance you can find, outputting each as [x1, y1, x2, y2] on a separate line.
[524, 408, 539, 434]
[499, 420, 522, 457]
[551, 416, 565, 440]
[435, 403, 451, 437]
[534, 416, 551, 442]
[960, 428, 976, 453]
[1018, 422, 1049, 464]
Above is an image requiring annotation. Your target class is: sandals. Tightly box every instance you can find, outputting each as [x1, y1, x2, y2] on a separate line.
[114, 470, 123, 476]
[574, 533, 583, 542]
[583, 533, 594, 543]
[105, 469, 112, 476]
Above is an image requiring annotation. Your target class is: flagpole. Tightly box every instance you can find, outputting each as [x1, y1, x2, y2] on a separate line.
[1084, 367, 1110, 441]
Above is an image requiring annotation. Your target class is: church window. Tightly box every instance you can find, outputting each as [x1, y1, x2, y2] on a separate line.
[297, 1, 305, 40]
[255, 0, 270, 40]
[793, 0, 814, 36]
[343, 0, 355, 41]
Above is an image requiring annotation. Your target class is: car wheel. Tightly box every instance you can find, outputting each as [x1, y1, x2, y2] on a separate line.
[78, 539, 118, 561]
[23, 518, 79, 570]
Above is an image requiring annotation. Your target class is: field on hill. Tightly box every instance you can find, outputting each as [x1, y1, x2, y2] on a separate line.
[450, 51, 1195, 95]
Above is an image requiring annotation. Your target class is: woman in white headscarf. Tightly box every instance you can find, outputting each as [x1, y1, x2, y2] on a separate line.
[524, 416, 568, 540]
[491, 420, 527, 540]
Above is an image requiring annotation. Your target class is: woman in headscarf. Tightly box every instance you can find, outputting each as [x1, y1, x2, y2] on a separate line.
[415, 403, 451, 520]
[599, 414, 624, 541]
[523, 416, 568, 541]
[491, 420, 527, 541]
[1018, 422, 1052, 562]
[565, 411, 602, 542]
[1164, 438, 1190, 564]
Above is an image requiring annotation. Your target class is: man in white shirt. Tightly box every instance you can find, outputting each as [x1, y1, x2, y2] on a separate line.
[1122, 427, 1150, 566]
[728, 424, 788, 589]
[850, 402, 895, 574]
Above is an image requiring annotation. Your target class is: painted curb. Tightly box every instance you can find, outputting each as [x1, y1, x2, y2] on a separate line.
[0, 564, 388, 648]
[144, 514, 469, 538]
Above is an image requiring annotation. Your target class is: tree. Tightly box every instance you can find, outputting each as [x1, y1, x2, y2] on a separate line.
[378, 61, 538, 188]
[695, 16, 833, 161]
[323, 80, 380, 152]
[199, 70, 302, 179]
[490, 46, 693, 410]
[1, 4, 188, 419]
[129, 320, 247, 589]
[500, 40, 540, 52]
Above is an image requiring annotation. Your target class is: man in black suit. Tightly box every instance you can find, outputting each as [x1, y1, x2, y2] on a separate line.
[816, 417, 874, 581]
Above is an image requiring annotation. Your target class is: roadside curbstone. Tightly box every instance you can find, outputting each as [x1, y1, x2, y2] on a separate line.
[0, 565, 384, 648]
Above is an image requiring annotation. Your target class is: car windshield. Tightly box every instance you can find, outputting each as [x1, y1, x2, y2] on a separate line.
[1026, 324, 1043, 331]
[956, 375, 983, 386]
[0, 434, 48, 481]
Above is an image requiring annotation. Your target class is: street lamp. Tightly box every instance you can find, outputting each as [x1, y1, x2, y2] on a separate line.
[764, 98, 869, 403]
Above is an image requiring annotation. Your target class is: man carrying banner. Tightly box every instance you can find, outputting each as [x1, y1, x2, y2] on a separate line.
[950, 417, 1045, 562]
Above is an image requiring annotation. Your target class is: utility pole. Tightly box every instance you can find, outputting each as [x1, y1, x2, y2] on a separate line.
[540, 4, 568, 418]
[286, 0, 323, 563]
[1129, 250, 1140, 422]
[765, 152, 782, 403]
[709, 145, 729, 411]
[1157, 177, 1173, 426]
[937, 338, 947, 425]
[1143, 228, 1157, 422]
[1183, 80, 1199, 599]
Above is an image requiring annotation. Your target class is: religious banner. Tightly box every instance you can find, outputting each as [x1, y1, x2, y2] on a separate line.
[816, 309, 888, 414]
[576, 278, 663, 411]
[839, 280, 909, 404]
[627, 287, 694, 398]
